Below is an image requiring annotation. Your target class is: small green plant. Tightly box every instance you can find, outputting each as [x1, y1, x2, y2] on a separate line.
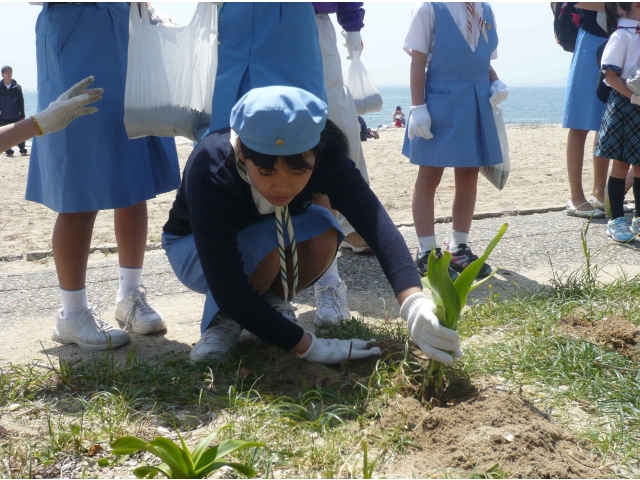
[360, 439, 384, 479]
[421, 223, 508, 394]
[110, 430, 264, 479]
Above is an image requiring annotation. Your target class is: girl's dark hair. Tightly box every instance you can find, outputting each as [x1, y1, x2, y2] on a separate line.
[605, 3, 633, 34]
[238, 119, 350, 173]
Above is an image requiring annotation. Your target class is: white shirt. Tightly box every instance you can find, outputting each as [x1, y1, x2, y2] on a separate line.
[3, 82, 11, 89]
[601, 18, 640, 81]
[404, 2, 498, 64]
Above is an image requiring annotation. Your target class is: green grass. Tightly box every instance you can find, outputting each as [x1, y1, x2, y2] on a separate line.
[4, 255, 640, 477]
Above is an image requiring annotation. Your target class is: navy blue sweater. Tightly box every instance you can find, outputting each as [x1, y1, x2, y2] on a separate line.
[163, 129, 420, 350]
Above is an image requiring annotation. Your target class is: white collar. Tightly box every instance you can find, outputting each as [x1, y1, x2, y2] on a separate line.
[618, 18, 640, 28]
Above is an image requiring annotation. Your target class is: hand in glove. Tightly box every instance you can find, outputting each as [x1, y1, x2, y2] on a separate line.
[627, 68, 640, 95]
[489, 79, 509, 107]
[32, 76, 103, 135]
[408, 104, 433, 140]
[342, 30, 363, 60]
[298, 333, 381, 364]
[147, 3, 179, 26]
[400, 292, 462, 365]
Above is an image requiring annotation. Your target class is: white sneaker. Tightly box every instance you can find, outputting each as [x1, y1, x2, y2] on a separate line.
[115, 286, 166, 334]
[190, 314, 242, 363]
[314, 279, 351, 326]
[52, 307, 131, 351]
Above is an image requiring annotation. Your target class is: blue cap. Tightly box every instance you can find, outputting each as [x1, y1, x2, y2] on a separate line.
[230, 86, 328, 155]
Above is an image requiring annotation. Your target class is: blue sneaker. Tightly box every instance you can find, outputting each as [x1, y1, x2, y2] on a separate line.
[606, 217, 635, 243]
[630, 217, 640, 236]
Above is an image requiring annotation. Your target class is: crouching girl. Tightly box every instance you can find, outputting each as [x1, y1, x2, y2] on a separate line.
[162, 86, 461, 366]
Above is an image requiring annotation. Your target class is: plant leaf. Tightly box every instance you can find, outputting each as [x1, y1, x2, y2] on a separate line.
[191, 432, 218, 467]
[453, 223, 508, 314]
[148, 437, 189, 478]
[132, 465, 168, 479]
[198, 461, 257, 479]
[176, 430, 195, 475]
[111, 436, 152, 455]
[427, 250, 460, 329]
[213, 440, 265, 462]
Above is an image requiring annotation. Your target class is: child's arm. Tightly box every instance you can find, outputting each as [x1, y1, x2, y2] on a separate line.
[410, 51, 427, 106]
[605, 71, 634, 99]
[0, 118, 40, 153]
[489, 66, 498, 83]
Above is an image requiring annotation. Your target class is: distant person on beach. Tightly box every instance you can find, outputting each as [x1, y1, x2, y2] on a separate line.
[403, 2, 508, 279]
[358, 115, 368, 141]
[27, 3, 180, 351]
[0, 66, 28, 157]
[593, 2, 640, 243]
[162, 86, 461, 368]
[562, 3, 609, 218]
[0, 77, 102, 153]
[392, 105, 406, 126]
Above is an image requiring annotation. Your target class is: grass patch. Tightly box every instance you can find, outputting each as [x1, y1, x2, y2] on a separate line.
[4, 259, 640, 476]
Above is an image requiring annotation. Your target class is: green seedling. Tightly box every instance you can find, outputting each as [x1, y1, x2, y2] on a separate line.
[420, 223, 508, 394]
[110, 431, 264, 479]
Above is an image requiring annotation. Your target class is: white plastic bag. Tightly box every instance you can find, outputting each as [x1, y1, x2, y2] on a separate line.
[124, 3, 218, 141]
[347, 50, 383, 115]
[480, 105, 510, 190]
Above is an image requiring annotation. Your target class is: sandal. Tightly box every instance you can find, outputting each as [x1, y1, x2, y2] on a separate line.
[566, 200, 605, 219]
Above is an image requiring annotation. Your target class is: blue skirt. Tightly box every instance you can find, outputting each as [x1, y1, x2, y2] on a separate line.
[162, 205, 343, 333]
[562, 28, 607, 131]
[26, 3, 180, 213]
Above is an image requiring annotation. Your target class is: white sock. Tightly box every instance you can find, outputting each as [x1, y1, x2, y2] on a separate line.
[316, 256, 340, 286]
[450, 230, 469, 252]
[418, 235, 437, 256]
[117, 266, 142, 303]
[60, 287, 88, 320]
[263, 288, 287, 307]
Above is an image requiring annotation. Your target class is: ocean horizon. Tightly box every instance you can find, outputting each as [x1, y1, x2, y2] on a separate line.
[22, 85, 568, 128]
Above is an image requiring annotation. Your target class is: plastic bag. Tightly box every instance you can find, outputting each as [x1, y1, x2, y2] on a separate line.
[124, 3, 218, 141]
[480, 105, 510, 190]
[347, 50, 383, 115]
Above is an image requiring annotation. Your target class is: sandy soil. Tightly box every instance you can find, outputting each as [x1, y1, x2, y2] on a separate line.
[0, 125, 600, 256]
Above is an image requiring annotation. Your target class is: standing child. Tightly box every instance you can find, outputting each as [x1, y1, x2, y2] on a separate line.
[402, 2, 508, 277]
[594, 2, 640, 242]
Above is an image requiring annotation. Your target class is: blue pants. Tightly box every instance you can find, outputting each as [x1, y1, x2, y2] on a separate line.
[162, 205, 343, 332]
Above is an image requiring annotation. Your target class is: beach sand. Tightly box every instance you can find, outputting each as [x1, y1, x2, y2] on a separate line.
[0, 125, 601, 256]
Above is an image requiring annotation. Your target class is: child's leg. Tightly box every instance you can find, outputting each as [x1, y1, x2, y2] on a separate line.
[451, 167, 479, 236]
[413, 166, 444, 253]
[632, 165, 640, 218]
[608, 160, 630, 220]
[591, 134, 610, 203]
[566, 128, 591, 210]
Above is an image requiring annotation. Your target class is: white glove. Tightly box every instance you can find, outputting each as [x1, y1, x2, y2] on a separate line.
[147, 3, 179, 26]
[32, 76, 103, 135]
[627, 68, 640, 95]
[342, 30, 363, 60]
[400, 292, 462, 366]
[489, 80, 509, 107]
[298, 333, 381, 364]
[408, 104, 433, 140]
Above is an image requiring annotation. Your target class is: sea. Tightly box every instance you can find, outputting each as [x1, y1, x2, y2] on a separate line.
[22, 85, 567, 128]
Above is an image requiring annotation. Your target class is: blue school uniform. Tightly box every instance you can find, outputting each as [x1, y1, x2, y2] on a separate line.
[563, 28, 608, 131]
[204, 2, 327, 135]
[402, 2, 502, 168]
[26, 2, 180, 213]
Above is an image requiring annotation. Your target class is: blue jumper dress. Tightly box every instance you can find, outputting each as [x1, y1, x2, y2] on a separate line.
[26, 3, 180, 213]
[204, 2, 327, 135]
[402, 2, 502, 168]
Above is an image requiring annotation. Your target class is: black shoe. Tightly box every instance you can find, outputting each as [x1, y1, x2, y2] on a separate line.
[20, 149, 28, 156]
[447, 243, 492, 278]
[5, 150, 14, 158]
[415, 248, 459, 280]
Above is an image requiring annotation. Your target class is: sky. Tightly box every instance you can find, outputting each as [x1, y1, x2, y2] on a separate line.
[0, 1, 572, 92]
